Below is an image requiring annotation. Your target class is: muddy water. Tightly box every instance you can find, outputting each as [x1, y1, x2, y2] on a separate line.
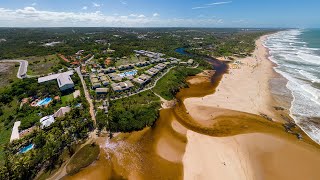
[64, 58, 228, 180]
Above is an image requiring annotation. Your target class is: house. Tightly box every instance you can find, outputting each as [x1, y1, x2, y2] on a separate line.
[108, 73, 123, 82]
[91, 78, 100, 84]
[98, 73, 105, 77]
[100, 76, 108, 82]
[95, 88, 109, 94]
[133, 74, 151, 85]
[40, 115, 55, 129]
[54, 107, 71, 118]
[105, 67, 116, 74]
[102, 80, 110, 86]
[111, 81, 134, 92]
[92, 82, 101, 89]
[154, 63, 166, 71]
[188, 59, 194, 65]
[38, 71, 74, 91]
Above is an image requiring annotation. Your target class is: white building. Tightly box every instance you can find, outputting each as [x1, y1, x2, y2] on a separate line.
[10, 121, 21, 142]
[40, 115, 55, 129]
[38, 71, 74, 91]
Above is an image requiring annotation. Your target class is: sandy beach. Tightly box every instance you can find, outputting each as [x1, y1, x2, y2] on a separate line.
[182, 35, 320, 180]
[185, 35, 285, 122]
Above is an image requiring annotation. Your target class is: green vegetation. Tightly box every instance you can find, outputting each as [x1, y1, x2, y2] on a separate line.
[26, 55, 67, 75]
[97, 90, 161, 132]
[61, 93, 74, 105]
[153, 67, 202, 100]
[66, 143, 100, 175]
[0, 63, 19, 87]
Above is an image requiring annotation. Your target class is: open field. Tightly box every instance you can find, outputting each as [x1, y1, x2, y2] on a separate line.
[25, 55, 63, 75]
[115, 55, 147, 66]
[0, 62, 19, 87]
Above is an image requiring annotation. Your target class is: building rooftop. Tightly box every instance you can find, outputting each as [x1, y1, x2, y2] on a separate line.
[38, 71, 73, 83]
[96, 88, 109, 94]
[10, 121, 21, 142]
[54, 107, 71, 118]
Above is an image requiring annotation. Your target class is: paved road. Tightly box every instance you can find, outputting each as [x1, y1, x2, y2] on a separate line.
[75, 67, 96, 126]
[0, 59, 28, 78]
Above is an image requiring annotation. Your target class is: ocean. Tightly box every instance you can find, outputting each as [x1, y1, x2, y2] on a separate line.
[264, 29, 320, 144]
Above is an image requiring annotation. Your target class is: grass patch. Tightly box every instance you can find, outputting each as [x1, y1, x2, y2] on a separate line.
[61, 93, 74, 105]
[25, 55, 63, 75]
[0, 62, 19, 87]
[115, 55, 147, 66]
[98, 90, 161, 132]
[153, 66, 202, 100]
[66, 143, 100, 175]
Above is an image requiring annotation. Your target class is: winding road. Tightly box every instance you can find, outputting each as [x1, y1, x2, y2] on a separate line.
[0, 59, 29, 79]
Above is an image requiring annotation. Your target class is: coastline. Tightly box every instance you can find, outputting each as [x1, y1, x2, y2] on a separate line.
[55, 33, 320, 180]
[184, 35, 290, 123]
[182, 34, 320, 180]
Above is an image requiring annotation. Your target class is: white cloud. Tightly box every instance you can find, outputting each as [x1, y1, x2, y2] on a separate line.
[120, 0, 127, 5]
[0, 7, 226, 27]
[92, 2, 101, 7]
[129, 14, 146, 18]
[206, 1, 232, 5]
[82, 6, 88, 10]
[192, 1, 232, 10]
[153, 13, 159, 17]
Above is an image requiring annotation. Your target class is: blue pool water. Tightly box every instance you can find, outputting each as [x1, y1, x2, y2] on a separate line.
[19, 144, 34, 154]
[119, 70, 138, 77]
[37, 97, 52, 106]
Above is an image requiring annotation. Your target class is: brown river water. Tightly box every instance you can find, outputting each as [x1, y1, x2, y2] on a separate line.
[63, 59, 232, 180]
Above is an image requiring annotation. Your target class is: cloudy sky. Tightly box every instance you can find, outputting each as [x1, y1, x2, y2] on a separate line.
[0, 0, 319, 27]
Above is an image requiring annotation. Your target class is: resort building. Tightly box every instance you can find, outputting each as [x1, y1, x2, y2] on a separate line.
[132, 74, 151, 85]
[90, 77, 100, 84]
[188, 59, 194, 65]
[95, 88, 109, 94]
[10, 121, 21, 142]
[111, 81, 134, 92]
[38, 71, 74, 91]
[57, 74, 75, 91]
[146, 67, 159, 76]
[105, 67, 116, 74]
[102, 80, 110, 86]
[54, 107, 71, 118]
[118, 64, 134, 71]
[92, 82, 101, 89]
[40, 115, 55, 129]
[108, 73, 123, 82]
[154, 63, 166, 70]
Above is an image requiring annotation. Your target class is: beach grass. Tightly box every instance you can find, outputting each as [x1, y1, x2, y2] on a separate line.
[66, 143, 100, 175]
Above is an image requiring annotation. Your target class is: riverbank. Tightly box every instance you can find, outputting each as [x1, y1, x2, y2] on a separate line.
[182, 35, 320, 180]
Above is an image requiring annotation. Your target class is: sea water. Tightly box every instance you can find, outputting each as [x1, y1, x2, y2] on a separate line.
[264, 29, 320, 143]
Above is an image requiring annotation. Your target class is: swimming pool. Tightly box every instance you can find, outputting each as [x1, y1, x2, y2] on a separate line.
[119, 70, 138, 77]
[19, 144, 34, 154]
[37, 97, 52, 106]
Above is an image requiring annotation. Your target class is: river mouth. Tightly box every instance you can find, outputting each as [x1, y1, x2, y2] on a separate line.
[66, 47, 320, 180]
[63, 51, 229, 179]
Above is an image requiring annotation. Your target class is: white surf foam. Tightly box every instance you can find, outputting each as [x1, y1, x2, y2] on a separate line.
[265, 29, 320, 144]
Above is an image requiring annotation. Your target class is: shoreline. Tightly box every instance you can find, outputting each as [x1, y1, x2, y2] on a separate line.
[182, 34, 320, 180]
[185, 35, 289, 123]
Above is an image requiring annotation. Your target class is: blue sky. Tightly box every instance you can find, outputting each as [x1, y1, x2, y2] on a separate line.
[0, 0, 319, 27]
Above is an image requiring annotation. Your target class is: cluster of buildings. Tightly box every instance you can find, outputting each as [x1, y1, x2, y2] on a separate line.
[86, 50, 196, 96]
